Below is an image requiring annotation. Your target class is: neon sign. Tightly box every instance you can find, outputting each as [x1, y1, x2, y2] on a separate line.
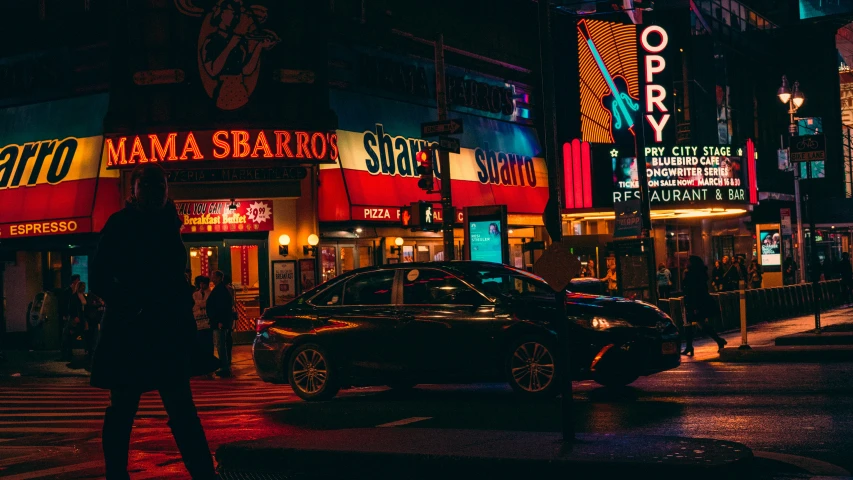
[105, 129, 338, 168]
[640, 25, 671, 143]
[577, 19, 639, 145]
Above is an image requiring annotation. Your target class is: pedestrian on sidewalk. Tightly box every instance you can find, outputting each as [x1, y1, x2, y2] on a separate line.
[208, 270, 234, 378]
[59, 274, 81, 361]
[193, 276, 215, 379]
[783, 255, 798, 285]
[89, 163, 216, 480]
[711, 260, 723, 292]
[748, 259, 763, 289]
[721, 256, 740, 292]
[602, 265, 618, 297]
[61, 281, 88, 366]
[681, 255, 727, 356]
[839, 252, 853, 301]
[656, 263, 672, 299]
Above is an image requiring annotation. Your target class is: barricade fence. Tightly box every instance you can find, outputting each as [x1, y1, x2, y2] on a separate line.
[658, 280, 849, 331]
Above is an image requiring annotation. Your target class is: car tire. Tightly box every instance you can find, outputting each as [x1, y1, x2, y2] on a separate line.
[505, 335, 559, 398]
[593, 372, 639, 388]
[287, 343, 340, 401]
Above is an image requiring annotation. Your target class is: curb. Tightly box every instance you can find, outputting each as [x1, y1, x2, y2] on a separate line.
[719, 345, 853, 362]
[216, 428, 754, 480]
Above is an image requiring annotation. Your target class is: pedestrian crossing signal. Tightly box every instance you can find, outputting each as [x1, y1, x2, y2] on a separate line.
[416, 147, 434, 191]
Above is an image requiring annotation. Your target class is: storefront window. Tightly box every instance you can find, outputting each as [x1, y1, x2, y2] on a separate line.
[321, 246, 337, 282]
[402, 246, 415, 263]
[358, 246, 372, 268]
[189, 246, 220, 282]
[416, 245, 430, 262]
[340, 246, 356, 275]
[230, 245, 260, 332]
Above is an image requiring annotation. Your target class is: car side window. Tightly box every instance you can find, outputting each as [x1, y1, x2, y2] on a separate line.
[343, 271, 395, 306]
[311, 280, 345, 307]
[403, 269, 481, 305]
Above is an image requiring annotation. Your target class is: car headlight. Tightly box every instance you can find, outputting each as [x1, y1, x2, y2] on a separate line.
[573, 316, 632, 330]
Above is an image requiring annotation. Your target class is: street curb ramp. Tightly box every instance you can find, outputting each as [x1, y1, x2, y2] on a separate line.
[216, 428, 754, 480]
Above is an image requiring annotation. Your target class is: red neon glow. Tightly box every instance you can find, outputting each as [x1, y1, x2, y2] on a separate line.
[747, 139, 758, 204]
[581, 140, 592, 208]
[562, 139, 593, 210]
[105, 129, 339, 167]
[563, 142, 575, 209]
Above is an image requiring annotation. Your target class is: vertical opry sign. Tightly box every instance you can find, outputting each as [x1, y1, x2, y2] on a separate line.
[640, 25, 670, 144]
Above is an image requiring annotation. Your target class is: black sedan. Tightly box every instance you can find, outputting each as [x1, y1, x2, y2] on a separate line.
[253, 262, 680, 401]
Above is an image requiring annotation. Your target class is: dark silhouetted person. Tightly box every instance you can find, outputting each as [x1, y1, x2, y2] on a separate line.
[59, 274, 81, 361]
[681, 255, 727, 356]
[783, 256, 798, 285]
[747, 259, 763, 289]
[208, 270, 234, 377]
[840, 252, 853, 301]
[656, 263, 672, 299]
[711, 260, 723, 292]
[90, 164, 215, 479]
[721, 255, 740, 292]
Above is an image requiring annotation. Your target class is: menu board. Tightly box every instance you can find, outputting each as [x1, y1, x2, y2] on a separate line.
[612, 145, 747, 205]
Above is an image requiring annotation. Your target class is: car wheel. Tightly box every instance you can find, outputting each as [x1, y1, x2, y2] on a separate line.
[593, 372, 639, 388]
[287, 343, 340, 401]
[506, 336, 559, 397]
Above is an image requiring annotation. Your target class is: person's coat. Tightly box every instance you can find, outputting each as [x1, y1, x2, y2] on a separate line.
[206, 282, 233, 329]
[89, 200, 197, 392]
[682, 266, 716, 322]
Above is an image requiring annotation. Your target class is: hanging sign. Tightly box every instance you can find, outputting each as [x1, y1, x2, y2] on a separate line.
[176, 199, 273, 234]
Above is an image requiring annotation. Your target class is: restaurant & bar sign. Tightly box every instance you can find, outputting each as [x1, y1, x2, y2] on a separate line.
[105, 129, 338, 168]
[177, 199, 273, 234]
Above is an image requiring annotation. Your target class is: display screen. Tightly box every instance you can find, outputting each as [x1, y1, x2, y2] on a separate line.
[759, 230, 781, 266]
[469, 220, 504, 264]
[611, 145, 747, 205]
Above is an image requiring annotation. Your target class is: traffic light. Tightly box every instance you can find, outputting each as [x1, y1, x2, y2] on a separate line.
[416, 146, 434, 191]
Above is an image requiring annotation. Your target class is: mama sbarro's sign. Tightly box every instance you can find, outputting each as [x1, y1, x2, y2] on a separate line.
[105, 129, 338, 168]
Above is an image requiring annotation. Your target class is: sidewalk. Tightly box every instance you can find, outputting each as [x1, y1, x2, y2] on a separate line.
[686, 306, 853, 362]
[216, 428, 754, 480]
[0, 344, 257, 379]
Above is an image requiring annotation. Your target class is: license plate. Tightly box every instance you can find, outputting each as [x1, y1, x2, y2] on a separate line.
[661, 342, 678, 355]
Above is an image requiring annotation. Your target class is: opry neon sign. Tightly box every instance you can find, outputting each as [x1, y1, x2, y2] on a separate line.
[641, 25, 670, 143]
[105, 129, 338, 168]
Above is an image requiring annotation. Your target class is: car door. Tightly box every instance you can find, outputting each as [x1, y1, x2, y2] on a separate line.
[321, 269, 401, 379]
[396, 267, 498, 380]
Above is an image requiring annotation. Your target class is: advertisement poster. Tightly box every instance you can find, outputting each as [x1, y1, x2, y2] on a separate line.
[613, 199, 642, 238]
[272, 261, 297, 306]
[298, 258, 317, 293]
[760, 230, 781, 266]
[469, 220, 504, 264]
[612, 145, 747, 204]
[176, 199, 274, 234]
[780, 209, 792, 236]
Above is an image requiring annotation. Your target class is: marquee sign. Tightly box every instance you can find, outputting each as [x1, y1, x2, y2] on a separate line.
[176, 199, 274, 234]
[612, 145, 748, 204]
[105, 129, 338, 168]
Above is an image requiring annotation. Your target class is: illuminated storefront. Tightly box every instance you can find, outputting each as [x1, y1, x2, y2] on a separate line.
[317, 45, 548, 280]
[0, 93, 121, 347]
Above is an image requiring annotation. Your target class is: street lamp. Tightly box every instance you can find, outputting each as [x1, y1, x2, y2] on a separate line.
[777, 75, 821, 332]
[777, 75, 806, 283]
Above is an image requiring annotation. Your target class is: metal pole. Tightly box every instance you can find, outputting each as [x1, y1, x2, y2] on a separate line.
[537, 0, 573, 443]
[790, 109, 806, 284]
[805, 164, 822, 332]
[434, 34, 455, 261]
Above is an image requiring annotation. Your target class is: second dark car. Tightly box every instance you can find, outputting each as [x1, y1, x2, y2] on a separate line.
[253, 261, 680, 400]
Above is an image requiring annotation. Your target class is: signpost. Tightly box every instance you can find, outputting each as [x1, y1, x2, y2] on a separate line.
[789, 134, 826, 163]
[421, 119, 464, 137]
[437, 136, 461, 154]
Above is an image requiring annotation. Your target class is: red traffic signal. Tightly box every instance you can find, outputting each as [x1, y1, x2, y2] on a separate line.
[416, 147, 434, 191]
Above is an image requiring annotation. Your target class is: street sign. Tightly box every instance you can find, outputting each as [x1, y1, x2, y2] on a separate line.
[421, 119, 464, 137]
[437, 136, 461, 154]
[789, 134, 826, 163]
[780, 208, 792, 236]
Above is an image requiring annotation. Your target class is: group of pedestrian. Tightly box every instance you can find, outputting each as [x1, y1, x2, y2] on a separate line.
[710, 255, 764, 291]
[59, 274, 104, 366]
[191, 271, 236, 379]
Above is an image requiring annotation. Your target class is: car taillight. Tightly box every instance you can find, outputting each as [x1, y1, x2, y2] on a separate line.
[256, 318, 275, 334]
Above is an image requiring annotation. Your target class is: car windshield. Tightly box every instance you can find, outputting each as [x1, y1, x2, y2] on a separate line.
[452, 263, 554, 299]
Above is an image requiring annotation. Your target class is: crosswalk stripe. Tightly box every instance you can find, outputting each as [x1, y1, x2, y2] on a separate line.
[0, 459, 103, 479]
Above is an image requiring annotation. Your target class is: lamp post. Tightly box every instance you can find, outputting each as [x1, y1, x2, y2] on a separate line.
[777, 76, 806, 284]
[778, 75, 821, 332]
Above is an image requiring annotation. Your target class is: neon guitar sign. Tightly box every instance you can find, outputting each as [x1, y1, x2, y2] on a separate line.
[577, 19, 639, 141]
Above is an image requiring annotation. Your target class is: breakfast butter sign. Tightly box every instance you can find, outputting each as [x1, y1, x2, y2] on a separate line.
[176, 199, 273, 233]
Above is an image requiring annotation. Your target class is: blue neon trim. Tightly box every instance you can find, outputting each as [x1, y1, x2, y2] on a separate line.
[587, 38, 634, 129]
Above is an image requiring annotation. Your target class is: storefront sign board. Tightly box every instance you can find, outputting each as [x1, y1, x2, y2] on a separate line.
[272, 260, 297, 306]
[105, 129, 338, 168]
[168, 166, 307, 184]
[176, 199, 273, 234]
[0, 217, 92, 239]
[350, 206, 464, 224]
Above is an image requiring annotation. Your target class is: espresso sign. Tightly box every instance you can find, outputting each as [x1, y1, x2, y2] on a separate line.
[105, 130, 338, 168]
[176, 199, 273, 234]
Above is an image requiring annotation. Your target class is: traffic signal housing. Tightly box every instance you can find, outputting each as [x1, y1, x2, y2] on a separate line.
[416, 146, 434, 192]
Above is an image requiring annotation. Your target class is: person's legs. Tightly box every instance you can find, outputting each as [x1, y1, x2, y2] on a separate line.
[60, 319, 73, 361]
[697, 319, 726, 349]
[159, 381, 216, 479]
[103, 389, 142, 479]
[216, 328, 232, 375]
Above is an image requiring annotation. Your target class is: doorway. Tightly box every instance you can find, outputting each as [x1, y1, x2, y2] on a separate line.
[185, 239, 269, 337]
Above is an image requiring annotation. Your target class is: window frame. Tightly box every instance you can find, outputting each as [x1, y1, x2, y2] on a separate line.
[400, 267, 492, 307]
[338, 269, 399, 307]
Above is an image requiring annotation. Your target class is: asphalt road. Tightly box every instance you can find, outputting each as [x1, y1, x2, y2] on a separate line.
[1, 358, 852, 479]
